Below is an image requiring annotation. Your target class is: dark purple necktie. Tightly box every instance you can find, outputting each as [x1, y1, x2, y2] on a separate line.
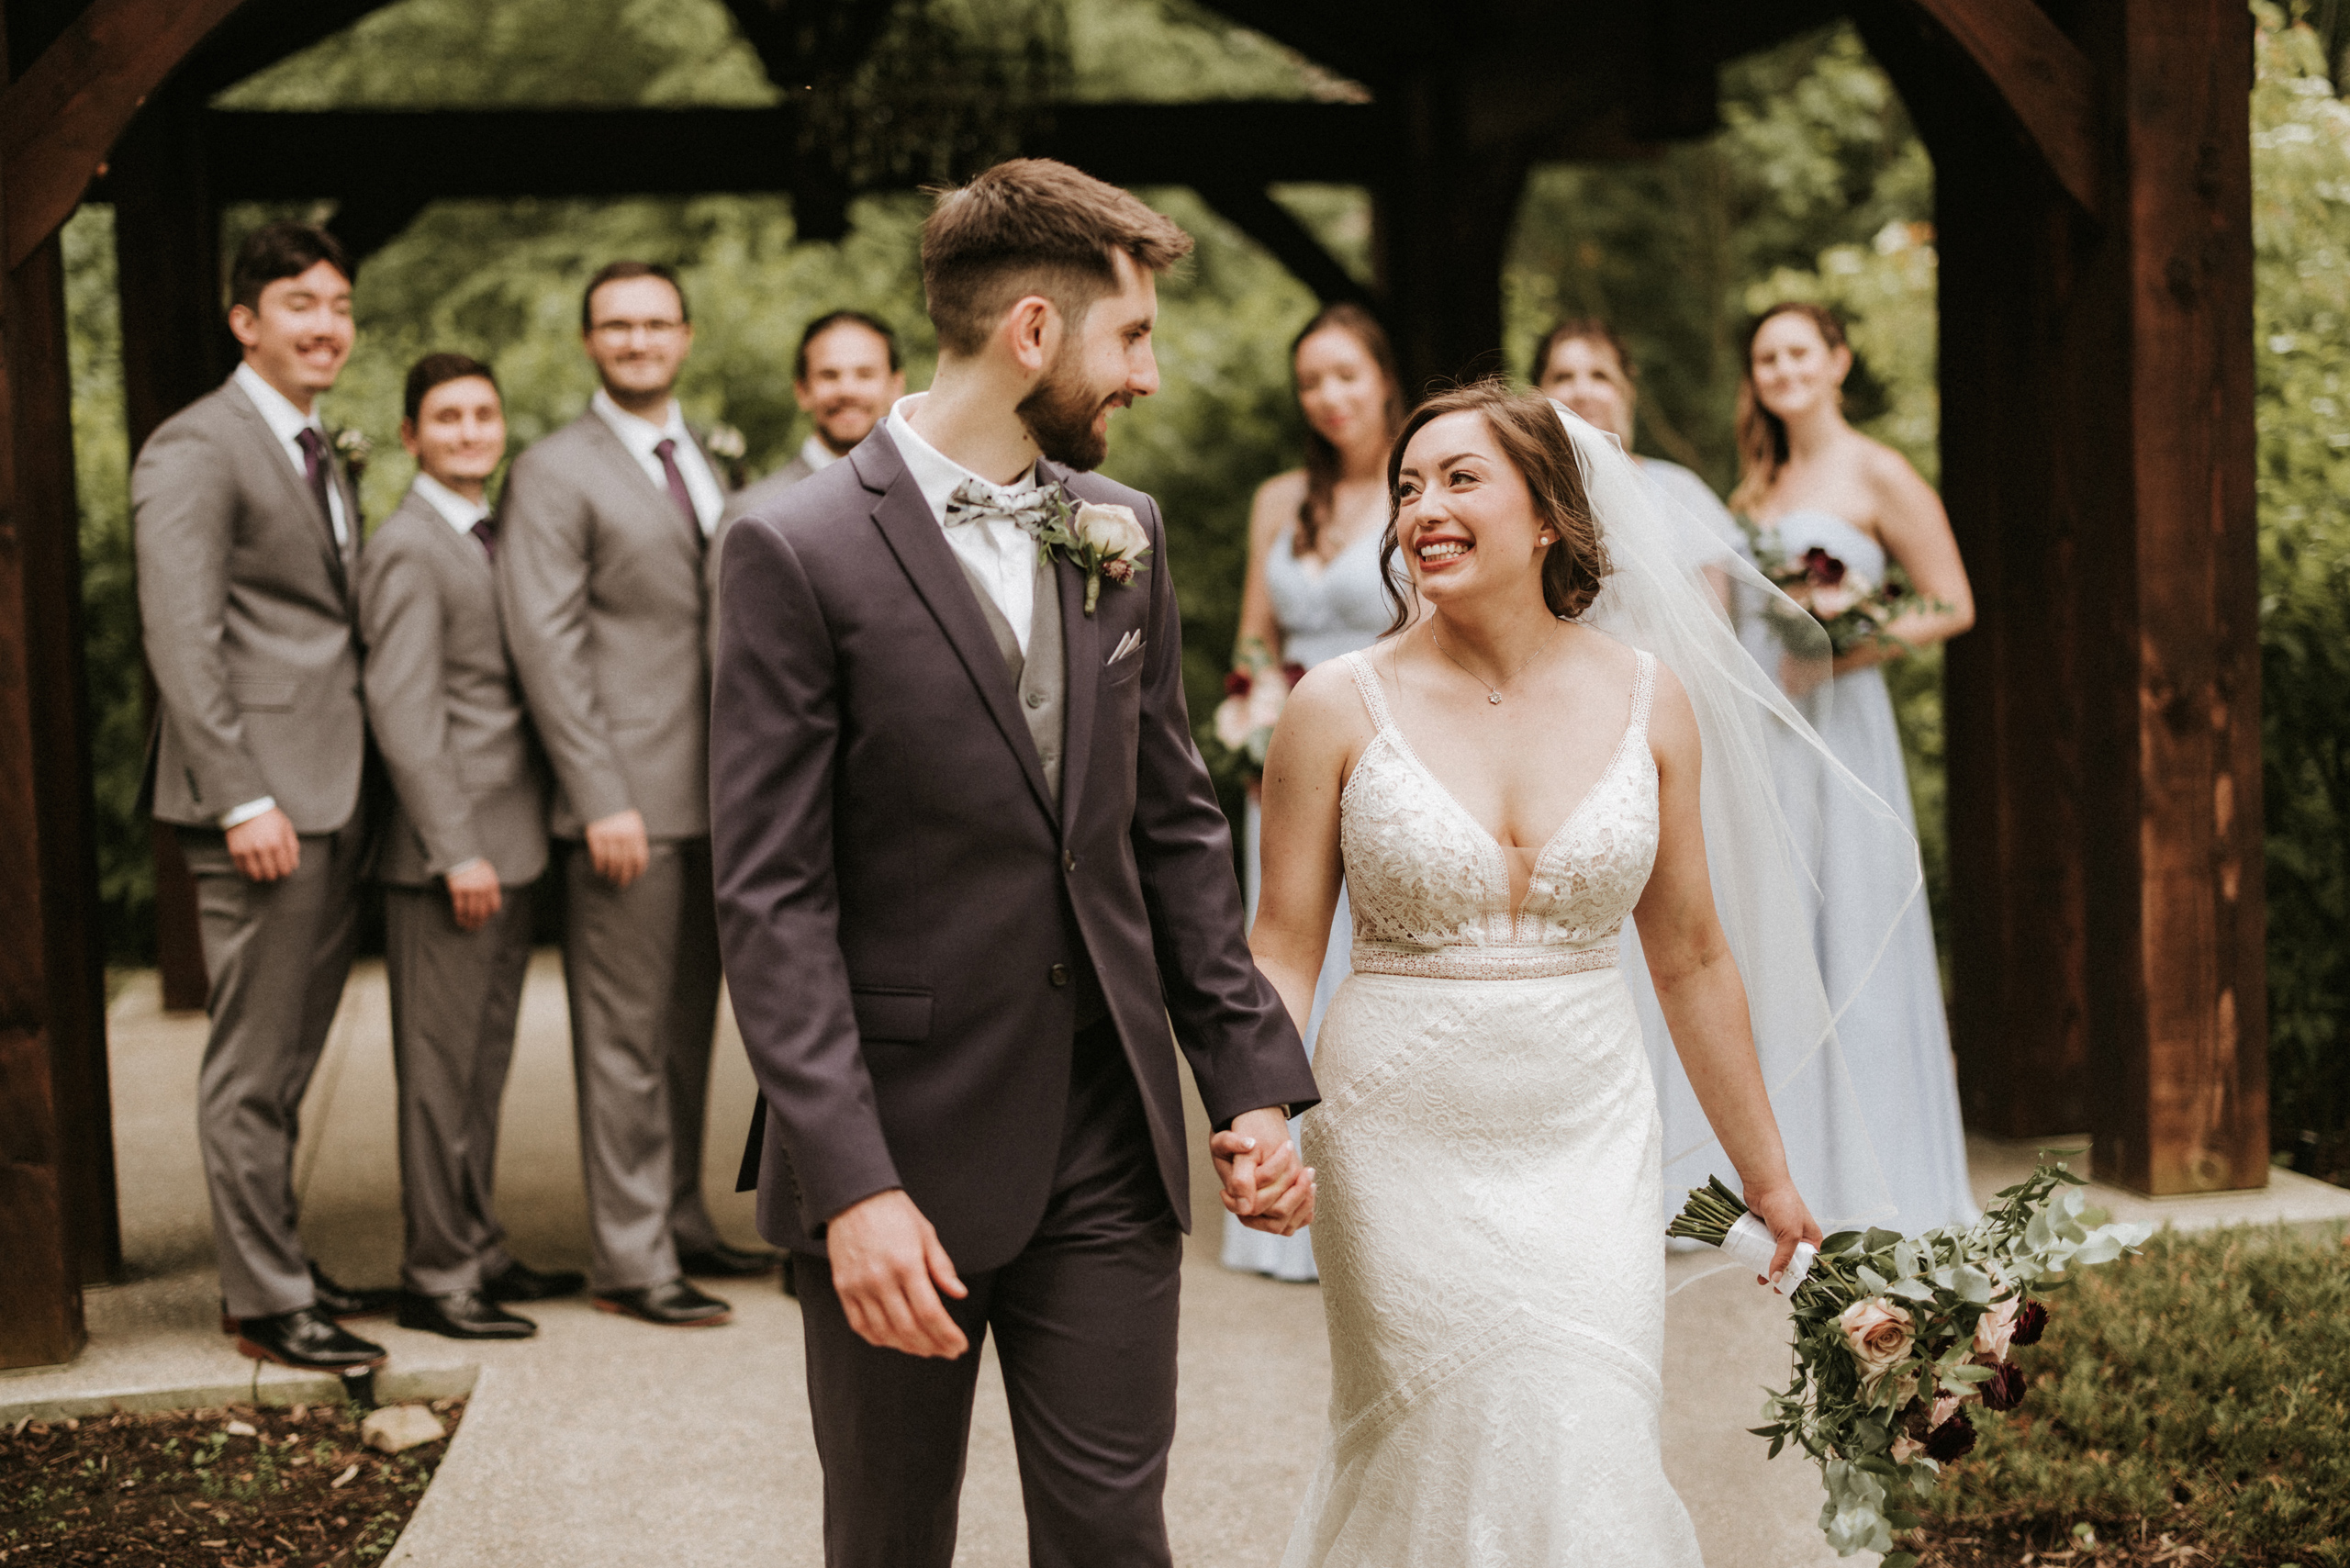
[294, 427, 339, 545]
[653, 438, 705, 553]
[470, 519, 497, 561]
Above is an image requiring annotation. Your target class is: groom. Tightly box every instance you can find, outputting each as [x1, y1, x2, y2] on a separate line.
[711, 158, 1318, 1566]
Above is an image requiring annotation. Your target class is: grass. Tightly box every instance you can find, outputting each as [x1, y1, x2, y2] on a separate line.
[1911, 1226, 2350, 1567]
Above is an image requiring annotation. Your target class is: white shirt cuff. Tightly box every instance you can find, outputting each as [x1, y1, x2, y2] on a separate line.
[218, 797, 278, 831]
[443, 857, 487, 879]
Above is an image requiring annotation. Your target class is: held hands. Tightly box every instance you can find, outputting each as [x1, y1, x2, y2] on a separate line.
[225, 808, 301, 882]
[1742, 1175, 1824, 1287]
[444, 861, 502, 932]
[1212, 1106, 1315, 1236]
[824, 1189, 970, 1360]
[586, 808, 650, 888]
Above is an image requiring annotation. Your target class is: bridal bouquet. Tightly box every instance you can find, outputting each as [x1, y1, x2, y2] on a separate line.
[1204, 637, 1304, 783]
[1738, 521, 1933, 658]
[1668, 1161, 2154, 1564]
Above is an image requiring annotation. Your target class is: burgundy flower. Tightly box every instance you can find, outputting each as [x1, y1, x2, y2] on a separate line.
[1801, 547, 1847, 588]
[1980, 1361, 2028, 1412]
[1282, 663, 1308, 690]
[1924, 1411, 1977, 1462]
[1102, 559, 1136, 584]
[2011, 1300, 2048, 1347]
[1224, 669, 1254, 699]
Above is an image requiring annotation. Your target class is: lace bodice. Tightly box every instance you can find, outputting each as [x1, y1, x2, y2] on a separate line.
[1337, 648, 1660, 980]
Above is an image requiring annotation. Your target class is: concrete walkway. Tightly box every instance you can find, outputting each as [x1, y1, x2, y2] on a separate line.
[14, 960, 2343, 1563]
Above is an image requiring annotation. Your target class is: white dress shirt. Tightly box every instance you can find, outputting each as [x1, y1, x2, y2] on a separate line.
[235, 362, 347, 547]
[886, 393, 1042, 655]
[411, 471, 492, 533]
[798, 433, 841, 475]
[591, 388, 724, 533]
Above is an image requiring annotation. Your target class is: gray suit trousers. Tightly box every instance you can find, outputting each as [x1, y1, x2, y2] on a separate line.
[564, 836, 724, 1290]
[183, 820, 368, 1318]
[795, 1020, 1182, 1568]
[386, 880, 535, 1294]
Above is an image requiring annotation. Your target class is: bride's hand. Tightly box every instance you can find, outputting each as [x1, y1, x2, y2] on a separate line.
[1214, 1107, 1316, 1235]
[1742, 1177, 1823, 1287]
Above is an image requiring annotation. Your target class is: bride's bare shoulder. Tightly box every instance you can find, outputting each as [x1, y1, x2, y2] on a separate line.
[1282, 655, 1376, 732]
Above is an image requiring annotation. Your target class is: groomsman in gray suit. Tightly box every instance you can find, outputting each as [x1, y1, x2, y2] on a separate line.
[359, 353, 587, 1340]
[498, 262, 770, 1328]
[134, 221, 395, 1372]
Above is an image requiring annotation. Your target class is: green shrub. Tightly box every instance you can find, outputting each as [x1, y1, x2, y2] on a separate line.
[1922, 1226, 2350, 1564]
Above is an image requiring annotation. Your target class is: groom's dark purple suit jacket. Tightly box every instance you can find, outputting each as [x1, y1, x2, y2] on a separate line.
[711, 427, 1316, 1271]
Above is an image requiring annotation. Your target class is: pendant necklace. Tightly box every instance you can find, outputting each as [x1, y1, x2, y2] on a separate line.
[1430, 620, 1557, 705]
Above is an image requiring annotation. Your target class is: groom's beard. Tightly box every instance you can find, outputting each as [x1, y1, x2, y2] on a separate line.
[1017, 353, 1127, 472]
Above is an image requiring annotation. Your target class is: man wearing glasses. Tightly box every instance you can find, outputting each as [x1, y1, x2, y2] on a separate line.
[498, 261, 774, 1328]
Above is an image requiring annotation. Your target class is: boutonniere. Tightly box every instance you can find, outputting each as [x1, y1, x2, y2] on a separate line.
[330, 425, 373, 480]
[1034, 492, 1152, 615]
[704, 420, 750, 488]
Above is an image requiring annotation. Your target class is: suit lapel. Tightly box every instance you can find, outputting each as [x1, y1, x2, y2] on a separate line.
[1040, 465, 1099, 841]
[855, 435, 1058, 824]
[222, 385, 347, 595]
[576, 412, 706, 573]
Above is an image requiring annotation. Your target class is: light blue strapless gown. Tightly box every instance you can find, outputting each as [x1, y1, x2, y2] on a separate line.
[1755, 510, 1975, 1234]
[1227, 523, 1393, 1282]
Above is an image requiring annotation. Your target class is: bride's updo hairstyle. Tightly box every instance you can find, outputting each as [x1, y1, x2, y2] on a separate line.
[1379, 379, 1611, 635]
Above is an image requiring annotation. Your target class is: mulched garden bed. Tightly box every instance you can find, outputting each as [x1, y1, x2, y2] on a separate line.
[0, 1397, 464, 1567]
[1910, 1513, 2300, 1566]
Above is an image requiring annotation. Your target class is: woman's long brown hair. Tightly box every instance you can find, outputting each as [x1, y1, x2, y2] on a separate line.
[1379, 379, 1611, 636]
[1292, 303, 1404, 557]
[1729, 301, 1849, 516]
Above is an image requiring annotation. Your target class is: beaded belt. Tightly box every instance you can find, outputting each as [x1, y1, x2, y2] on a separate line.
[1350, 940, 1621, 982]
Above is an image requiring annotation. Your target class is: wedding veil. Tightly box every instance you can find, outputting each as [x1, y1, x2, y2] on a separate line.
[1556, 407, 1908, 1228]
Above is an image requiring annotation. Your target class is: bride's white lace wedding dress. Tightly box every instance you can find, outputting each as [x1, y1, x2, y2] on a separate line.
[1282, 645, 1705, 1568]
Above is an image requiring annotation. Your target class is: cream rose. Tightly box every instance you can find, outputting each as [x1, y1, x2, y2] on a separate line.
[1213, 695, 1254, 751]
[1073, 502, 1148, 562]
[1890, 1434, 1924, 1466]
[1975, 1287, 2022, 1363]
[1839, 1297, 1915, 1390]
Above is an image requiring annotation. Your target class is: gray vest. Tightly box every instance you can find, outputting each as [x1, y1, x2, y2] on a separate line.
[957, 551, 1067, 805]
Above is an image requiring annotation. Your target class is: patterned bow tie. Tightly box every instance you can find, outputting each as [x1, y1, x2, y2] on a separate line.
[945, 476, 1056, 533]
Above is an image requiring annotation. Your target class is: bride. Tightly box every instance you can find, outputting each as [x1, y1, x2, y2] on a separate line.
[1251, 381, 1904, 1563]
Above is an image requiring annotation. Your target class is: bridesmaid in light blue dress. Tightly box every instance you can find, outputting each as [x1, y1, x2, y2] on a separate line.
[1225, 303, 1404, 1281]
[1735, 301, 1981, 1233]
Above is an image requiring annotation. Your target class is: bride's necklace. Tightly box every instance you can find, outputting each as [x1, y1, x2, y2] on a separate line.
[1429, 619, 1559, 706]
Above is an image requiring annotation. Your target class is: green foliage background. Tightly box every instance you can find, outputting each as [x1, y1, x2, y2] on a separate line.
[60, 1, 2350, 1148]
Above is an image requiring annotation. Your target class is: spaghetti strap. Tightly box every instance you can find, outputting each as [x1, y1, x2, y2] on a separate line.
[1344, 649, 1397, 734]
[1627, 649, 1658, 744]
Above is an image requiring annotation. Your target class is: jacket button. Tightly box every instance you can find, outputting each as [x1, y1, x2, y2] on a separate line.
[1049, 964, 1069, 988]
[1064, 851, 1079, 872]
[1025, 689, 1045, 709]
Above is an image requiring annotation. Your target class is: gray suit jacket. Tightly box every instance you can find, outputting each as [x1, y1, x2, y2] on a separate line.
[133, 375, 364, 833]
[497, 409, 729, 841]
[357, 486, 550, 888]
[711, 429, 1317, 1271]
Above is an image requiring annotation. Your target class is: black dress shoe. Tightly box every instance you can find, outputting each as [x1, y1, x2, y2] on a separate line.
[236, 1305, 387, 1371]
[593, 1278, 732, 1327]
[480, 1260, 586, 1304]
[397, 1289, 537, 1340]
[677, 1241, 778, 1278]
[310, 1262, 398, 1319]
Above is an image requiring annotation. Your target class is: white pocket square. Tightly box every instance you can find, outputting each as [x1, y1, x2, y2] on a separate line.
[1109, 631, 1144, 664]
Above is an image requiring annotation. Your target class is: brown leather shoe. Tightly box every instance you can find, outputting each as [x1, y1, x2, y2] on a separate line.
[592, 1278, 732, 1327]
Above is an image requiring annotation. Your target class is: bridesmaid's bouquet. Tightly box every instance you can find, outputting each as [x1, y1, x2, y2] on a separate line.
[1738, 521, 1934, 658]
[1667, 1161, 2153, 1564]
[1204, 637, 1304, 784]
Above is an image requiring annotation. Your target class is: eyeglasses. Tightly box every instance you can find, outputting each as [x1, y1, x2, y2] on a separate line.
[589, 319, 686, 342]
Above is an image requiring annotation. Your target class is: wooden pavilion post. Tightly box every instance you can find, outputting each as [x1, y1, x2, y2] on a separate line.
[1874, 0, 2266, 1192]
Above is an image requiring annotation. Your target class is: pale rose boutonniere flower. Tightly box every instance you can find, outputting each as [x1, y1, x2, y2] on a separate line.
[1036, 494, 1153, 614]
[704, 421, 749, 487]
[1838, 1297, 1914, 1393]
[330, 425, 372, 480]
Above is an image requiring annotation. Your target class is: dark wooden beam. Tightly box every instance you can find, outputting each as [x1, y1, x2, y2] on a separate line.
[10, 230, 118, 1284]
[1193, 182, 1373, 310]
[1896, 0, 2100, 215]
[0, 0, 251, 270]
[196, 101, 1388, 203]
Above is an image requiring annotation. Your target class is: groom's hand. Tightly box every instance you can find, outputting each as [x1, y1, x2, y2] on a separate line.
[824, 1189, 970, 1359]
[1213, 1107, 1316, 1236]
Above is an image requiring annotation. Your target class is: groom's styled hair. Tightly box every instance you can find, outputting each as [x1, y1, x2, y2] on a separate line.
[920, 159, 1193, 356]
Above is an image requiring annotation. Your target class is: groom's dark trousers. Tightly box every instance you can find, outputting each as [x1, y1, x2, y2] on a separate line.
[711, 426, 1316, 1566]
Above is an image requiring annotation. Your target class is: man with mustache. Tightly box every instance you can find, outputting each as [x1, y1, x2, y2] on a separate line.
[133, 221, 394, 1371]
[711, 158, 1318, 1566]
[498, 261, 773, 1330]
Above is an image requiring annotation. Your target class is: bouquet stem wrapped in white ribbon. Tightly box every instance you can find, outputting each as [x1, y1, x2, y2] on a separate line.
[1667, 1160, 2153, 1566]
